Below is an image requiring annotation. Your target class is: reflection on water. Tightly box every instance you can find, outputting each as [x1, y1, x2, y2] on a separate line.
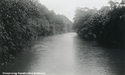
[4, 32, 124, 75]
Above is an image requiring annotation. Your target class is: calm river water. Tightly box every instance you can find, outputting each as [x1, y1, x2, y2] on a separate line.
[3, 32, 124, 75]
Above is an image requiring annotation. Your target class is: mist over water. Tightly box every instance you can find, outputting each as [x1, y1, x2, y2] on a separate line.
[5, 33, 124, 75]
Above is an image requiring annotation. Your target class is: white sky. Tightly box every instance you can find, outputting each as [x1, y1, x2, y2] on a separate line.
[39, 0, 121, 22]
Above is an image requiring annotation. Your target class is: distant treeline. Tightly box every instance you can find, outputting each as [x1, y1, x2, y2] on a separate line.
[73, 1, 125, 48]
[0, 0, 72, 64]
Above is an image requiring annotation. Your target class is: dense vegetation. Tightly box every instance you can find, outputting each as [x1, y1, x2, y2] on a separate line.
[73, 1, 125, 48]
[0, 0, 72, 64]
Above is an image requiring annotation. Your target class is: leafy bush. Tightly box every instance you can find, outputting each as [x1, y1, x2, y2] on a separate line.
[0, 0, 72, 64]
[73, 1, 125, 48]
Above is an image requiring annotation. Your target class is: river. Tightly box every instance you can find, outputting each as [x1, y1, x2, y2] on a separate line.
[3, 32, 124, 75]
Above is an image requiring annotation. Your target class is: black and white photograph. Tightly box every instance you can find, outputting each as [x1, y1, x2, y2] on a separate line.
[0, 0, 125, 75]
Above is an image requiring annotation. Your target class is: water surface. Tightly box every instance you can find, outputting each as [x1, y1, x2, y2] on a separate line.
[5, 32, 124, 75]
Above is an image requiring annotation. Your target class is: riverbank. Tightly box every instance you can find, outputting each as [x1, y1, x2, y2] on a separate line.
[2, 33, 124, 75]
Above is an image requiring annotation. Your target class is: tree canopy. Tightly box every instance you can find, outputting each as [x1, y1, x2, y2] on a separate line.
[0, 0, 72, 64]
[73, 1, 125, 48]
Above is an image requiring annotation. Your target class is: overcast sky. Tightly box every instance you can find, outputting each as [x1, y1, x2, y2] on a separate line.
[39, 0, 121, 22]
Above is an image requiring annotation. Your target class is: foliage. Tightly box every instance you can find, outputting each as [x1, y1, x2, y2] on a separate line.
[0, 0, 72, 64]
[73, 1, 125, 48]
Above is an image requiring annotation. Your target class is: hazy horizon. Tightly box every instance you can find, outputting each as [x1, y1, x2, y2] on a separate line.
[39, 0, 121, 22]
